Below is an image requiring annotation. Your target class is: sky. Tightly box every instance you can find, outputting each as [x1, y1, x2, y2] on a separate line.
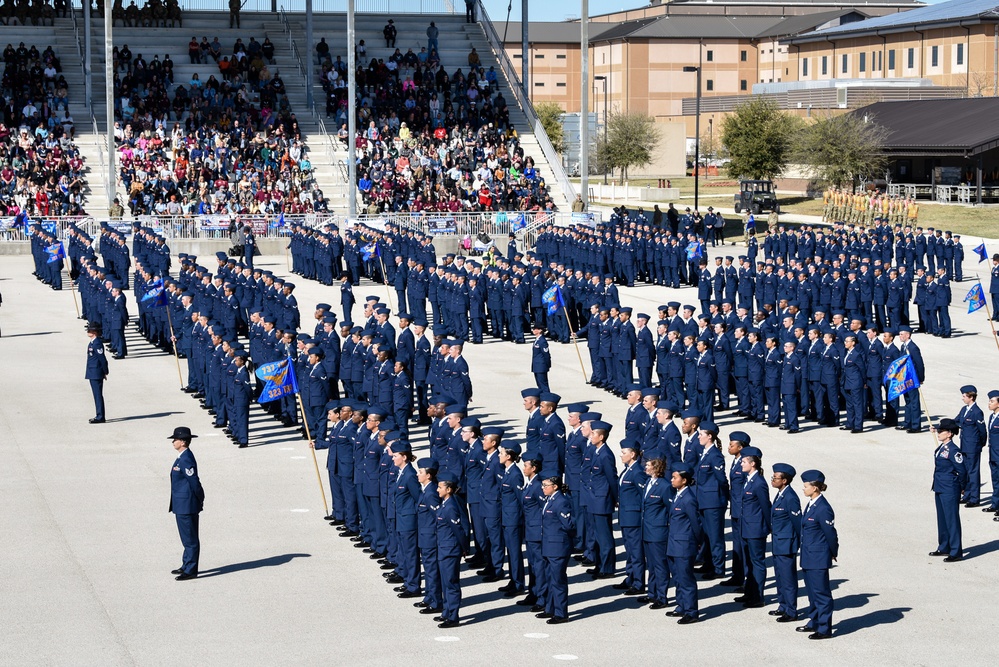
[482, 0, 640, 23]
[481, 0, 945, 24]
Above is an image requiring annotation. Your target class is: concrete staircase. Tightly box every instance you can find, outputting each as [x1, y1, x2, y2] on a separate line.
[278, 11, 571, 211]
[10, 10, 568, 218]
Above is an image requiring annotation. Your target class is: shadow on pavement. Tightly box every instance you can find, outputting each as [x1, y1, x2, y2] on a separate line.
[833, 606, 912, 636]
[198, 553, 312, 578]
[965, 537, 999, 559]
[108, 411, 183, 422]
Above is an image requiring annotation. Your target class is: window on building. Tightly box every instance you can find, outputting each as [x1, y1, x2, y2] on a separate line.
[842, 54, 848, 74]
[802, 58, 808, 76]
[907, 48, 914, 69]
[556, 54, 566, 59]
[859, 52, 866, 72]
[741, 50, 747, 62]
[706, 79, 714, 91]
[872, 51, 877, 70]
[514, 53, 522, 59]
[535, 53, 545, 59]
[534, 82, 544, 87]
[556, 82, 566, 87]
[931, 45, 939, 67]
[888, 49, 896, 70]
[707, 50, 714, 62]
[822, 56, 828, 75]
[877, 51, 882, 71]
[741, 79, 748, 91]
[957, 43, 964, 65]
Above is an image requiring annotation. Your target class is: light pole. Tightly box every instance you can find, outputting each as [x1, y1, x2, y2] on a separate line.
[593, 75, 608, 184]
[683, 65, 701, 213]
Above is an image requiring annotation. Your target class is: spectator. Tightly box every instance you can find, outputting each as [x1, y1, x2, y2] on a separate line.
[188, 36, 200, 64]
[426, 22, 439, 54]
[384, 20, 397, 48]
[468, 47, 480, 68]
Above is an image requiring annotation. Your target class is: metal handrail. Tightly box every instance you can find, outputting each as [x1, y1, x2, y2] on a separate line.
[475, 0, 576, 205]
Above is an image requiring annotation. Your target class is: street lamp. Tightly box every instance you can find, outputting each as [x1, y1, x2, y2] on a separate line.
[593, 75, 608, 184]
[683, 65, 701, 212]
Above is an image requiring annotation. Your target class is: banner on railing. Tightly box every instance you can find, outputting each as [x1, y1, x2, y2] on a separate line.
[425, 217, 457, 235]
[571, 212, 599, 228]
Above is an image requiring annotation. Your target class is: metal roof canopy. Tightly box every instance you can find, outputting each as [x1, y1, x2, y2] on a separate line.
[790, 0, 999, 42]
[856, 98, 999, 156]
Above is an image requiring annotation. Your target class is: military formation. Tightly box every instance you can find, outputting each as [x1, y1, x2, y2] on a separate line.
[19, 191, 999, 637]
[822, 188, 919, 227]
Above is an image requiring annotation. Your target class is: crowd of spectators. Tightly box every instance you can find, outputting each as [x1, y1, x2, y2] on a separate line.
[0, 0, 63, 26]
[110, 0, 182, 27]
[320, 21, 558, 214]
[1, 42, 87, 217]
[112, 35, 329, 217]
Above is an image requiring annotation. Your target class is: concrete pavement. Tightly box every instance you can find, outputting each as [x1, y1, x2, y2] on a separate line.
[1, 252, 996, 665]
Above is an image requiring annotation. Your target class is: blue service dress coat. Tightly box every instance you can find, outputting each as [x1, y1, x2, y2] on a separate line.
[800, 494, 839, 636]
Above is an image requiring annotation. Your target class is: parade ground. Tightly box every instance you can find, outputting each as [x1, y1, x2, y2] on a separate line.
[1, 252, 996, 665]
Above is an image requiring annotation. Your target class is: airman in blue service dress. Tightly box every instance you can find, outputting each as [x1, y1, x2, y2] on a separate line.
[434, 471, 469, 628]
[929, 418, 969, 561]
[539, 476, 574, 624]
[168, 427, 205, 580]
[85, 322, 109, 423]
[954, 385, 986, 507]
[770, 463, 801, 622]
[798, 469, 839, 639]
[666, 461, 700, 624]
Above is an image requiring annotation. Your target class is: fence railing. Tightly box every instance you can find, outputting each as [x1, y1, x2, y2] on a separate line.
[77, 0, 461, 13]
[0, 211, 597, 244]
[475, 0, 576, 207]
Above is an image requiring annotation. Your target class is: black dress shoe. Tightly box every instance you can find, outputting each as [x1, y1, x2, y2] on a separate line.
[743, 601, 765, 608]
[851, 429, 863, 434]
[649, 602, 668, 610]
[796, 626, 815, 633]
[777, 614, 798, 623]
[432, 616, 445, 622]
[414, 601, 428, 608]
[482, 574, 504, 583]
[907, 429, 921, 434]
[677, 615, 699, 625]
[475, 568, 495, 576]
[175, 572, 197, 581]
[768, 610, 783, 616]
[171, 568, 183, 575]
[438, 620, 460, 629]
[612, 582, 630, 590]
[516, 595, 538, 606]
[535, 612, 553, 619]
[419, 607, 441, 615]
[788, 429, 800, 434]
[928, 551, 947, 557]
[323, 514, 336, 521]
[665, 610, 682, 617]
[530, 605, 545, 613]
[838, 426, 850, 430]
[89, 418, 106, 424]
[398, 590, 422, 598]
[982, 506, 999, 513]
[808, 632, 832, 640]
[719, 578, 742, 587]
[944, 555, 963, 562]
[592, 572, 615, 580]
[585, 567, 599, 575]
[393, 585, 407, 592]
[701, 572, 719, 581]
[385, 575, 404, 584]
[733, 595, 748, 602]
[546, 616, 569, 625]
[624, 587, 644, 596]
[636, 596, 653, 604]
[895, 426, 906, 430]
[964, 502, 981, 508]
[503, 589, 522, 598]
[579, 557, 595, 566]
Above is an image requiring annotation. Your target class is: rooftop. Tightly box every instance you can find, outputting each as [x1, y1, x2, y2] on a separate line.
[790, 0, 999, 42]
[857, 98, 999, 156]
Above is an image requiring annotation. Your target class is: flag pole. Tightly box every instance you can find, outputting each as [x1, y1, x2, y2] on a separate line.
[69, 273, 80, 318]
[297, 392, 330, 515]
[917, 386, 938, 448]
[378, 251, 393, 309]
[164, 305, 185, 389]
[564, 307, 588, 382]
[975, 280, 999, 354]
